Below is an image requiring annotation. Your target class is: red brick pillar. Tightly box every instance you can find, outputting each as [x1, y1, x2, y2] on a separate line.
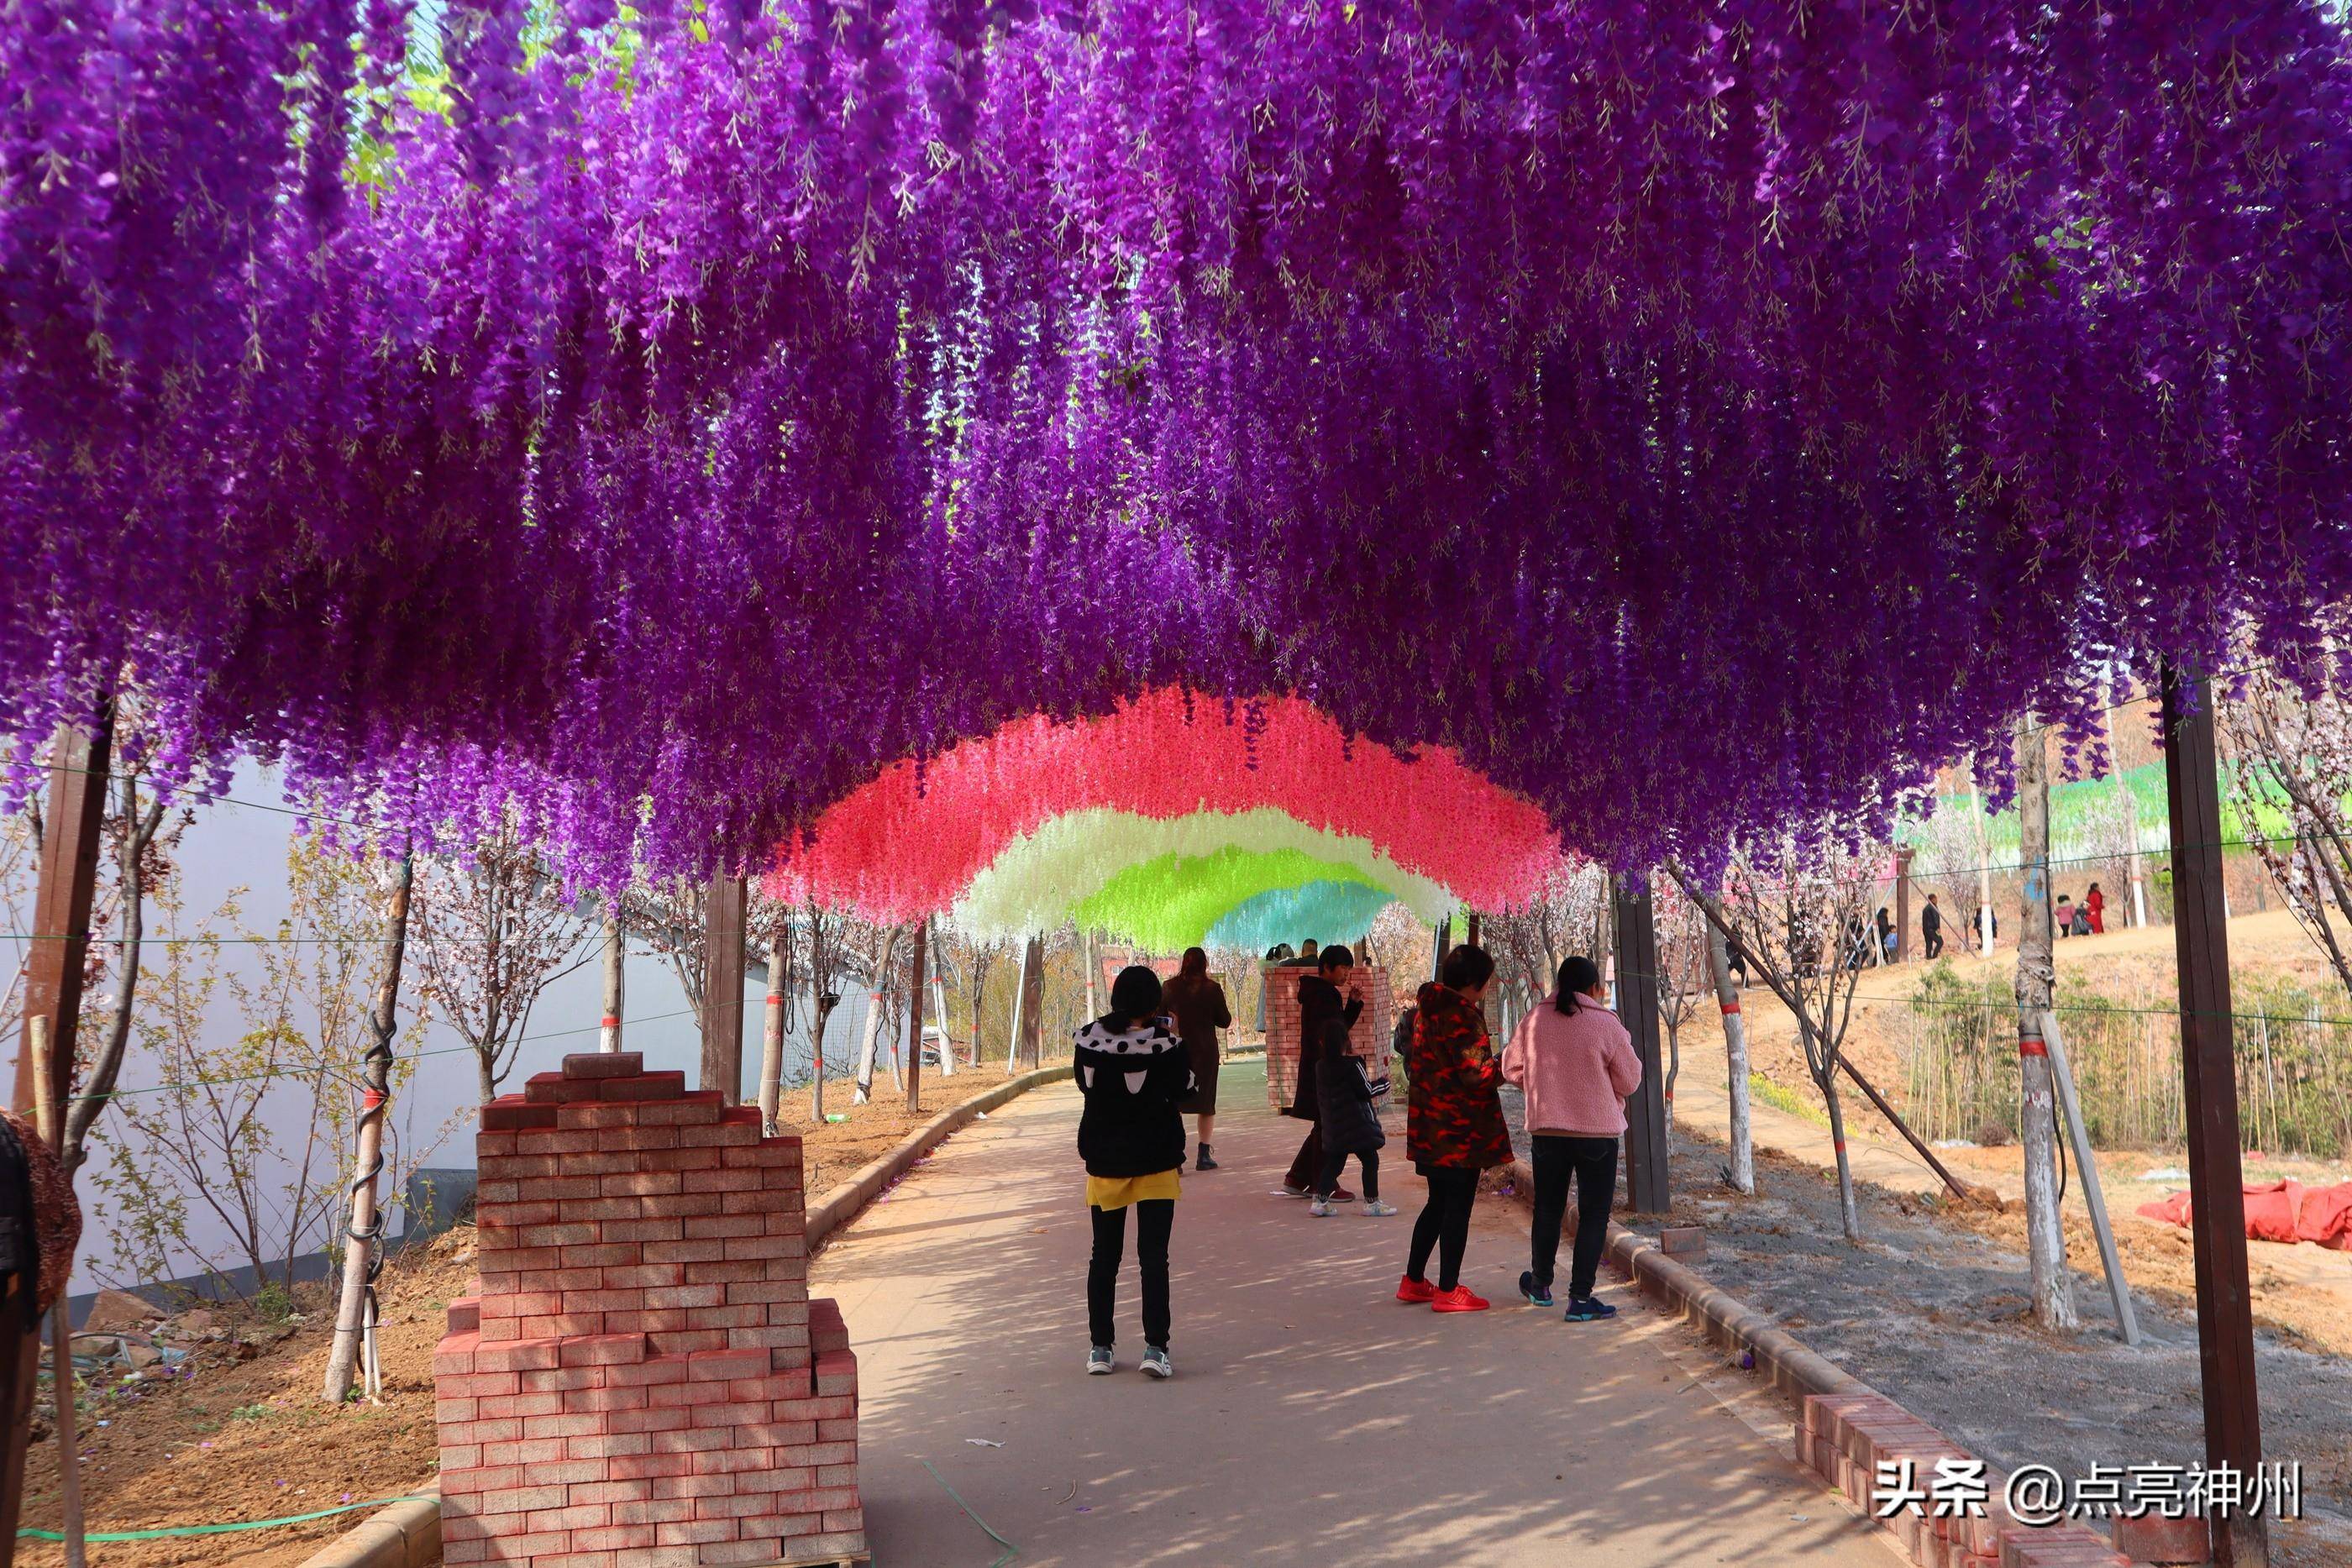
[435, 1052, 866, 1568]
[1263, 965, 1396, 1112]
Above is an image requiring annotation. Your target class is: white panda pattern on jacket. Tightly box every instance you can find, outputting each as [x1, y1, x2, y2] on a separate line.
[1072, 1018, 1194, 1179]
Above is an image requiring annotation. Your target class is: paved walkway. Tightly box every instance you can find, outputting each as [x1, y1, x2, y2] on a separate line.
[811, 1061, 1891, 1567]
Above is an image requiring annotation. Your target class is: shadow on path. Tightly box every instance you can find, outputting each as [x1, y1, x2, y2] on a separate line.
[814, 1060, 1887, 1567]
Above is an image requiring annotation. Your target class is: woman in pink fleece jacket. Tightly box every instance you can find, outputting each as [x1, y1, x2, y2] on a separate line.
[1500, 955, 1642, 1319]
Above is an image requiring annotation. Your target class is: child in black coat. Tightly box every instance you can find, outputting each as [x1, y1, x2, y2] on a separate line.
[1311, 1009, 1393, 1218]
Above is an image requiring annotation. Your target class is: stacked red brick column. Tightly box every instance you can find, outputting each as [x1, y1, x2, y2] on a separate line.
[434, 1052, 866, 1568]
[1263, 962, 1395, 1111]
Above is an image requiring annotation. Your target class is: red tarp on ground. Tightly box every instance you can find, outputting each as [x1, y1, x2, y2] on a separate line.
[2138, 1181, 2352, 1248]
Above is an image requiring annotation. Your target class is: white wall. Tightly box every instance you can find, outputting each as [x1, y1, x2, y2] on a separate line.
[3, 762, 878, 1288]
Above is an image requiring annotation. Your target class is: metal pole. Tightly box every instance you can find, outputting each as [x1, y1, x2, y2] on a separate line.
[1614, 879, 1669, 1214]
[1432, 916, 1452, 982]
[2037, 1009, 2141, 1345]
[701, 875, 748, 1102]
[904, 920, 927, 1114]
[2161, 664, 2267, 1568]
[1464, 912, 1482, 950]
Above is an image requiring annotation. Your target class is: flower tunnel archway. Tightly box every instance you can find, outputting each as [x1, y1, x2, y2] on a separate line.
[769, 688, 1579, 946]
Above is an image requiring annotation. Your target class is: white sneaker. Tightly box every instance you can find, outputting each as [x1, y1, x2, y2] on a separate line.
[1086, 1345, 1114, 1375]
[1308, 1197, 1337, 1217]
[1140, 1345, 1173, 1379]
[1361, 1199, 1399, 1216]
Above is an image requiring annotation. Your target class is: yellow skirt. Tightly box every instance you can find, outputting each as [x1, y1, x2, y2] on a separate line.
[1085, 1168, 1182, 1210]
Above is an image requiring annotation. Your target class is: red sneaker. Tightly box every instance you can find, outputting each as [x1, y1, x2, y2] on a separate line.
[1394, 1274, 1437, 1304]
[1430, 1285, 1492, 1314]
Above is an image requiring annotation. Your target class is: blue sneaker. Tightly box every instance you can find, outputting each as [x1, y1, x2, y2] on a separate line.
[1519, 1271, 1555, 1308]
[1562, 1295, 1619, 1323]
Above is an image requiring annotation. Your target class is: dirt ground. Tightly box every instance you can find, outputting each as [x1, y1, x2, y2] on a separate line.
[13, 1085, 959, 1568]
[1630, 1125, 2352, 1568]
[1701, 906, 2352, 1357]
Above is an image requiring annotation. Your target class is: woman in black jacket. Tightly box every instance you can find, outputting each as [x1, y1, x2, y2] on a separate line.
[1075, 965, 1195, 1380]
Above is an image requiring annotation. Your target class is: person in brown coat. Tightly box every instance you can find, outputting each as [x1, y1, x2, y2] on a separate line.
[1160, 947, 1234, 1171]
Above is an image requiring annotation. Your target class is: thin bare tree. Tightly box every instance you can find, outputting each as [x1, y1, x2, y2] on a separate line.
[1669, 826, 1886, 1242]
[2219, 657, 2352, 999]
[411, 831, 592, 1103]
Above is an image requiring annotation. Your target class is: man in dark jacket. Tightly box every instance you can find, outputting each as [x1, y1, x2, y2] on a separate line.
[1921, 894, 1945, 960]
[1280, 947, 1363, 1198]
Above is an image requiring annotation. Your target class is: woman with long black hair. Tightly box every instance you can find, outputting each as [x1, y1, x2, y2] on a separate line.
[1075, 965, 1195, 1378]
[1397, 943, 1511, 1313]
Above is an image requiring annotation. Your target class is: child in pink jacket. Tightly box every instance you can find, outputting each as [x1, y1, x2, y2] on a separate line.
[1500, 956, 1642, 1319]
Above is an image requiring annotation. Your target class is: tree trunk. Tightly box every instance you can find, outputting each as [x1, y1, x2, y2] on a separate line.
[1017, 934, 1045, 1069]
[599, 899, 626, 1051]
[323, 852, 414, 1403]
[932, 939, 956, 1077]
[1080, 930, 1098, 1022]
[852, 930, 897, 1104]
[1818, 1048, 1861, 1242]
[904, 920, 927, 1114]
[809, 995, 836, 1124]
[759, 936, 788, 1135]
[2013, 716, 2079, 1329]
[1005, 939, 1028, 1074]
[1706, 921, 1754, 1193]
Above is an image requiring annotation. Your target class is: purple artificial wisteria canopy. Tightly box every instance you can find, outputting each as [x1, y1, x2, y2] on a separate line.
[3, 1, 2348, 889]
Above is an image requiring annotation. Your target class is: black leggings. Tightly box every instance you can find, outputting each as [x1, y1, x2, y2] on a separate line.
[1406, 1166, 1479, 1292]
[1088, 1199, 1173, 1350]
[1315, 1147, 1378, 1202]
[1530, 1135, 1619, 1300]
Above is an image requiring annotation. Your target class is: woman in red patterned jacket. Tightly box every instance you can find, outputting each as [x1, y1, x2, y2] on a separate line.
[1396, 943, 1512, 1313]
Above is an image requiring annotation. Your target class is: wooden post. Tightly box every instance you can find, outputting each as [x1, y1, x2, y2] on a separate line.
[2038, 1009, 2141, 1345]
[1431, 916, 1452, 981]
[1615, 878, 1669, 1214]
[4, 710, 113, 1560]
[1893, 847, 1914, 964]
[2162, 665, 2267, 1568]
[1464, 912, 1482, 949]
[904, 920, 927, 1113]
[701, 875, 748, 1102]
[2014, 715, 2077, 1329]
[12, 713, 113, 1116]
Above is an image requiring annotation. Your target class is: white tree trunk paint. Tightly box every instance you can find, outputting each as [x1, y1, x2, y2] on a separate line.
[2013, 716, 2079, 1330]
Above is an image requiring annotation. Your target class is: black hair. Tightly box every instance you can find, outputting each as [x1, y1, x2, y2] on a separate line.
[1440, 943, 1494, 992]
[1107, 965, 1163, 1029]
[1317, 943, 1353, 973]
[1554, 955, 1602, 1015]
[1179, 946, 1209, 978]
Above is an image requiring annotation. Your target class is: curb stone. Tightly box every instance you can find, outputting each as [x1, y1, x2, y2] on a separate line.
[297, 1067, 1073, 1568]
